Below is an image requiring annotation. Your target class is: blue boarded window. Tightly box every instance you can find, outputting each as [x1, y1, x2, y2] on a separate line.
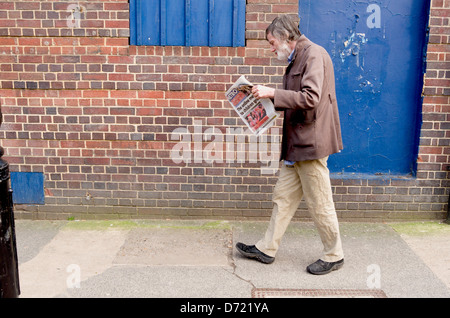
[130, 0, 246, 47]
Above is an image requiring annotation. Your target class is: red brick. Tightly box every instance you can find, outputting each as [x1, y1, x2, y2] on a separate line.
[60, 140, 85, 149]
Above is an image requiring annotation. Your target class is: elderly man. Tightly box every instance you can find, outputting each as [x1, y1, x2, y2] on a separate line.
[236, 15, 344, 275]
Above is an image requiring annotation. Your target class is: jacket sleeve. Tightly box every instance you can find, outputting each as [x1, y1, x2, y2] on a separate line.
[273, 46, 324, 111]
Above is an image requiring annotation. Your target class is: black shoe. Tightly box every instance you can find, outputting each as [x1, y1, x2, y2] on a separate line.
[235, 242, 275, 264]
[307, 259, 344, 275]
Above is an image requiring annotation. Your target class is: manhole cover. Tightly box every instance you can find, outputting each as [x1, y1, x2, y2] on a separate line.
[252, 288, 387, 298]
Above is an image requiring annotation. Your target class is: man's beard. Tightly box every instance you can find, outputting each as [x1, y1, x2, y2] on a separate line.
[276, 42, 291, 61]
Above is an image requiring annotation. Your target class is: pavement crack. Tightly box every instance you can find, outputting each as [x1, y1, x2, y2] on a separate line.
[226, 250, 256, 290]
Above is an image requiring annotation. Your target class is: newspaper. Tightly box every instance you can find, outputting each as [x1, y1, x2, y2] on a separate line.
[225, 75, 280, 136]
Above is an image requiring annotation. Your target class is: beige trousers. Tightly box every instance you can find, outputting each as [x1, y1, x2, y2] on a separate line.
[255, 157, 344, 262]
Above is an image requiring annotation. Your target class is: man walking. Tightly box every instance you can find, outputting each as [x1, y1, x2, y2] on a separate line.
[236, 15, 344, 275]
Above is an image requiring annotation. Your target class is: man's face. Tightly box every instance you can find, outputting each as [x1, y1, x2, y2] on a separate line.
[267, 32, 291, 61]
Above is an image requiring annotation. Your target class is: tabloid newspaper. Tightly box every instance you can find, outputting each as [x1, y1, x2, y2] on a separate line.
[225, 75, 280, 136]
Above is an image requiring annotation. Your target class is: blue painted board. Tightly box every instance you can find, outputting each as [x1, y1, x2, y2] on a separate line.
[10, 172, 45, 204]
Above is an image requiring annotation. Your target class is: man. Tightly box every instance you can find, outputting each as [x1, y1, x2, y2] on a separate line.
[236, 15, 344, 275]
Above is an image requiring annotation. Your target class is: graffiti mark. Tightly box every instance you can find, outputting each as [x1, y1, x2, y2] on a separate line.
[340, 32, 368, 67]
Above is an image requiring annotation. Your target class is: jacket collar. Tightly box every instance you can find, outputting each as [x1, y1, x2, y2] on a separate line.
[289, 35, 311, 64]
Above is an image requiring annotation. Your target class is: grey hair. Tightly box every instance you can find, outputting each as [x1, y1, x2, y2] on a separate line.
[266, 15, 301, 42]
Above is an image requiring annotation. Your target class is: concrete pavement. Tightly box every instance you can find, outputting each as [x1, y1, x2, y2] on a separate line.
[13, 219, 450, 298]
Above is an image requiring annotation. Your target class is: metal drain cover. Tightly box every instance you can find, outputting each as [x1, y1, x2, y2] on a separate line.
[252, 288, 387, 298]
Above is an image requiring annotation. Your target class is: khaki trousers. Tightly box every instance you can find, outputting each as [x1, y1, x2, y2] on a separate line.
[255, 157, 344, 262]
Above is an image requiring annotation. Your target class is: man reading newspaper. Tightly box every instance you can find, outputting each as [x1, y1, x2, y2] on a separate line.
[235, 15, 345, 275]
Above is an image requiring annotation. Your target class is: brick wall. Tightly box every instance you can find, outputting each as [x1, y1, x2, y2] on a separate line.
[0, 0, 448, 221]
[417, 0, 450, 218]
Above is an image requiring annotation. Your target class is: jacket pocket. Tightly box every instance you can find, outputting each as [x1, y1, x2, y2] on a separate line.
[293, 122, 316, 148]
[287, 71, 302, 91]
[290, 108, 315, 126]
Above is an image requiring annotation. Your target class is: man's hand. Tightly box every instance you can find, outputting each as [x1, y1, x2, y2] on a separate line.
[252, 85, 275, 99]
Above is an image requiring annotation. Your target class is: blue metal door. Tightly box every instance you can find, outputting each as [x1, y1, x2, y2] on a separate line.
[299, 0, 430, 176]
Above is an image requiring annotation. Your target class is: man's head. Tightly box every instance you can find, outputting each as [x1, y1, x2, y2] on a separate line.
[266, 15, 301, 61]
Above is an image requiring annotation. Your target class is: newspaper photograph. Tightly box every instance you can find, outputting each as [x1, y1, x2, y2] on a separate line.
[225, 75, 280, 136]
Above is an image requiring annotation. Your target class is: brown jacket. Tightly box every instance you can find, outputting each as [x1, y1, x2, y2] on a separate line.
[274, 35, 343, 162]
